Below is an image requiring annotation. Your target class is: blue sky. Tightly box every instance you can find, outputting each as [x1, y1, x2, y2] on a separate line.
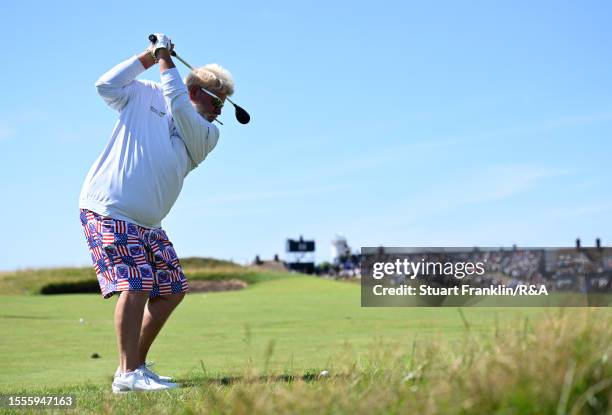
[1, 1, 611, 270]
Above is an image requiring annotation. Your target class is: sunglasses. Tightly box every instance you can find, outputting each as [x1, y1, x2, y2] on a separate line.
[200, 88, 224, 110]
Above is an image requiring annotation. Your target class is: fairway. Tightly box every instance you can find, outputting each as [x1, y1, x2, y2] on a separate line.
[1, 275, 537, 391]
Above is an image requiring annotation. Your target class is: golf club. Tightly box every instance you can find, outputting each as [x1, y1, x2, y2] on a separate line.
[149, 34, 251, 125]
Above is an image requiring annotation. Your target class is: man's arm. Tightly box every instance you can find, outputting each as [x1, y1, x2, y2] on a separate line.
[156, 48, 176, 72]
[95, 49, 156, 112]
[138, 50, 157, 70]
[158, 50, 219, 170]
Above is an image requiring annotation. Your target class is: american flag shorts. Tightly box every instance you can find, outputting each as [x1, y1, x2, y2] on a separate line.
[79, 209, 189, 299]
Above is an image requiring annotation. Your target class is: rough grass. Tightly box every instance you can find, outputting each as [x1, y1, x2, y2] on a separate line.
[0, 258, 290, 295]
[1, 309, 610, 414]
[177, 257, 240, 269]
[185, 267, 291, 284]
[0, 267, 97, 295]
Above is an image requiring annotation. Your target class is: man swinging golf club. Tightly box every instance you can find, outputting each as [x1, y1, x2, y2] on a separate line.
[78, 33, 240, 393]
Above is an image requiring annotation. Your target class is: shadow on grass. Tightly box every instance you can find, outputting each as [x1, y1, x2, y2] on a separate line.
[178, 372, 342, 387]
[40, 280, 100, 295]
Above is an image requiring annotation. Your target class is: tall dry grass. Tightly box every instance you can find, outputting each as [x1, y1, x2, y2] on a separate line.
[173, 309, 611, 415]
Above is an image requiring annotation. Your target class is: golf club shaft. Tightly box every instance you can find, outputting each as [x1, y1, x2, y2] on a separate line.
[172, 53, 193, 70]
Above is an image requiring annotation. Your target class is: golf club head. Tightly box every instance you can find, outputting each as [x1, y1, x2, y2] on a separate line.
[233, 104, 251, 124]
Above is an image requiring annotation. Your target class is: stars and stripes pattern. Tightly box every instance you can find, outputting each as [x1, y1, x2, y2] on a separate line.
[80, 209, 189, 300]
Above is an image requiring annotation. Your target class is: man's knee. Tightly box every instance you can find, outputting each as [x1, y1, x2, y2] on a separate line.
[120, 290, 150, 303]
[164, 292, 185, 306]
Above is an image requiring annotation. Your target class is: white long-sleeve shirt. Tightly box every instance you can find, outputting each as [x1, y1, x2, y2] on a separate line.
[79, 56, 219, 228]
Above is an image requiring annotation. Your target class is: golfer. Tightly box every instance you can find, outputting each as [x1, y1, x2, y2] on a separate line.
[78, 33, 234, 393]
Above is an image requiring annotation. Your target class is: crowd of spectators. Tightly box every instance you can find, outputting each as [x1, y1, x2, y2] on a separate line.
[555, 252, 593, 276]
[318, 254, 362, 278]
[470, 250, 542, 279]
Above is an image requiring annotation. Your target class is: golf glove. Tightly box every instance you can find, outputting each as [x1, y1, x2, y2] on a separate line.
[150, 33, 173, 52]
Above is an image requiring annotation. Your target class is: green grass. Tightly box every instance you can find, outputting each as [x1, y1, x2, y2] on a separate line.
[1, 275, 610, 414]
[1, 276, 531, 389]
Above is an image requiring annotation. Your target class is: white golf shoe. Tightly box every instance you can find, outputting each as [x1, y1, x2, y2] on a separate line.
[111, 368, 178, 393]
[114, 361, 174, 382]
[141, 361, 174, 382]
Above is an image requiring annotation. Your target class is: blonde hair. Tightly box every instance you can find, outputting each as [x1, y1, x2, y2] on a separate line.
[185, 64, 235, 96]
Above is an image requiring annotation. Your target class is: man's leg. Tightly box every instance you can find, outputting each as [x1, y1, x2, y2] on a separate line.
[137, 292, 185, 366]
[115, 291, 150, 373]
